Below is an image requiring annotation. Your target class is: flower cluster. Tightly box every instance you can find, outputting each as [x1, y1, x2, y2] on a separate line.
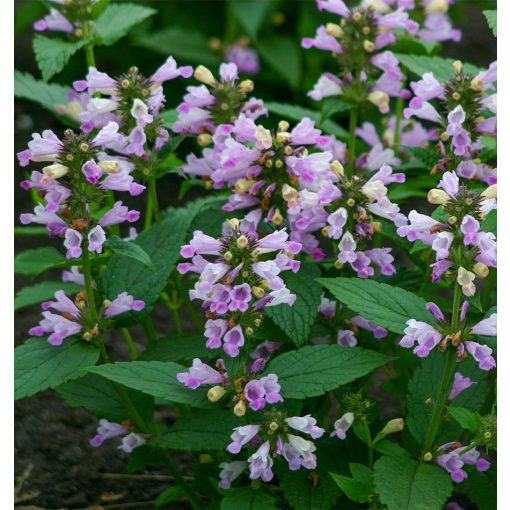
[90, 419, 145, 453]
[33, 0, 98, 36]
[399, 300, 496, 370]
[178, 215, 301, 357]
[436, 442, 490, 483]
[29, 290, 145, 346]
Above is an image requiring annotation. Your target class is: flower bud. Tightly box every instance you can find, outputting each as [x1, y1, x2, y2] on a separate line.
[346, 198, 356, 207]
[238, 79, 254, 93]
[361, 180, 387, 201]
[453, 60, 463, 74]
[352, 11, 362, 22]
[252, 286, 265, 298]
[103, 299, 112, 308]
[427, 188, 450, 205]
[440, 131, 450, 142]
[481, 184, 497, 199]
[363, 40, 375, 52]
[380, 418, 405, 436]
[470, 77, 484, 92]
[473, 262, 489, 278]
[371, 221, 382, 232]
[269, 421, 279, 432]
[228, 218, 240, 230]
[254, 318, 262, 327]
[235, 178, 255, 194]
[207, 385, 226, 402]
[245, 327, 254, 336]
[282, 183, 298, 202]
[334, 260, 343, 269]
[425, 0, 448, 14]
[276, 131, 290, 144]
[321, 226, 330, 237]
[208, 36, 221, 51]
[272, 208, 283, 226]
[255, 125, 273, 149]
[237, 235, 249, 249]
[194, 65, 216, 86]
[80, 142, 89, 152]
[98, 160, 120, 174]
[326, 22, 343, 37]
[424, 452, 433, 462]
[42, 163, 69, 179]
[448, 215, 457, 225]
[278, 120, 290, 132]
[233, 400, 246, 417]
[223, 251, 233, 261]
[330, 160, 344, 177]
[82, 331, 92, 341]
[197, 133, 212, 147]
[368, 91, 389, 113]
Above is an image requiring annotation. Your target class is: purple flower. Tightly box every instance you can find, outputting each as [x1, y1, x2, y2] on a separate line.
[223, 325, 245, 358]
[285, 415, 325, 439]
[29, 311, 83, 346]
[88, 226, 106, 254]
[437, 443, 490, 483]
[337, 330, 357, 347]
[229, 284, 252, 312]
[104, 292, 145, 318]
[226, 45, 260, 74]
[33, 8, 73, 33]
[64, 229, 83, 259]
[470, 314, 497, 336]
[330, 412, 354, 440]
[118, 433, 146, 453]
[204, 319, 227, 349]
[90, 419, 127, 447]
[218, 461, 247, 489]
[248, 441, 274, 481]
[465, 341, 496, 371]
[351, 315, 388, 339]
[98, 201, 140, 227]
[448, 372, 476, 401]
[399, 320, 442, 358]
[176, 358, 224, 389]
[227, 425, 260, 454]
[244, 374, 283, 411]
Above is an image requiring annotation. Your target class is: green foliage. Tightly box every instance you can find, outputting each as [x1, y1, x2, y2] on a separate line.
[33, 35, 86, 82]
[139, 333, 216, 362]
[155, 486, 184, 507]
[14, 247, 66, 276]
[265, 261, 322, 346]
[15, 281, 83, 311]
[318, 277, 434, 334]
[483, 10, 497, 37]
[447, 406, 482, 434]
[231, 0, 270, 40]
[15, 337, 99, 400]
[373, 455, 453, 510]
[104, 235, 154, 269]
[221, 487, 277, 510]
[95, 3, 157, 46]
[330, 464, 373, 504]
[463, 467, 497, 510]
[265, 344, 390, 399]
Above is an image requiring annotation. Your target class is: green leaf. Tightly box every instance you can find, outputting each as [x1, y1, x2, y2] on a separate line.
[373, 456, 453, 510]
[320, 97, 352, 122]
[265, 344, 390, 399]
[395, 54, 482, 82]
[156, 410, 242, 452]
[447, 406, 482, 434]
[105, 235, 154, 269]
[56, 373, 153, 423]
[135, 27, 220, 65]
[265, 101, 348, 140]
[15, 281, 83, 311]
[373, 439, 410, 458]
[33, 35, 86, 82]
[14, 70, 70, 115]
[14, 247, 67, 276]
[483, 10, 497, 37]
[482, 209, 496, 236]
[14, 226, 49, 236]
[318, 277, 434, 334]
[230, 0, 270, 40]
[257, 36, 301, 90]
[391, 36, 440, 56]
[160, 109, 179, 129]
[139, 333, 217, 362]
[330, 473, 370, 503]
[86, 361, 211, 407]
[221, 487, 277, 510]
[155, 486, 183, 508]
[15, 337, 99, 400]
[265, 261, 322, 346]
[463, 468, 497, 510]
[95, 3, 156, 46]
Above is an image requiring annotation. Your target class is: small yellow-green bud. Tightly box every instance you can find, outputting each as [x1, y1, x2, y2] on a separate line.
[453, 60, 463, 74]
[326, 23, 343, 38]
[481, 184, 497, 199]
[237, 235, 249, 249]
[278, 120, 290, 132]
[238, 79, 254, 93]
[66, 154, 74, 161]
[321, 226, 330, 237]
[284, 145, 293, 156]
[207, 385, 226, 402]
[448, 216, 457, 225]
[269, 421, 279, 432]
[235, 178, 254, 194]
[427, 188, 450, 205]
[425, 0, 448, 14]
[103, 299, 112, 308]
[346, 198, 356, 207]
[252, 286, 265, 299]
[223, 251, 233, 262]
[245, 327, 254, 336]
[197, 133, 212, 147]
[42, 163, 69, 179]
[363, 40, 375, 52]
[254, 318, 262, 327]
[199, 454, 213, 464]
[380, 418, 405, 436]
[272, 208, 283, 226]
[330, 160, 344, 177]
[424, 452, 433, 462]
[352, 11, 362, 22]
[265, 159, 273, 168]
[194, 65, 216, 86]
[282, 183, 298, 202]
[274, 159, 284, 169]
[82, 332, 92, 341]
[98, 160, 120, 174]
[470, 77, 484, 92]
[371, 222, 382, 233]
[334, 260, 344, 269]
[233, 400, 246, 417]
[440, 131, 450, 142]
[228, 218, 240, 230]
[473, 263, 489, 278]
[276, 131, 290, 144]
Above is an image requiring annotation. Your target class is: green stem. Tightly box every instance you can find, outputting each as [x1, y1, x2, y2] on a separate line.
[346, 107, 358, 179]
[142, 316, 158, 344]
[81, 21, 96, 68]
[362, 420, 374, 468]
[121, 328, 138, 359]
[81, 242, 98, 325]
[149, 178, 161, 224]
[161, 453, 201, 510]
[422, 285, 462, 455]
[393, 96, 404, 153]
[144, 187, 154, 229]
[161, 291, 184, 334]
[173, 276, 204, 330]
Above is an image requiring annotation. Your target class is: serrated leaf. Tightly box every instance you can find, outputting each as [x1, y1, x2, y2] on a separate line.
[33, 35, 86, 82]
[395, 54, 481, 82]
[14, 70, 70, 114]
[320, 97, 352, 122]
[447, 406, 482, 434]
[14, 247, 67, 276]
[257, 36, 301, 90]
[155, 410, 242, 451]
[265, 344, 390, 399]
[15, 337, 99, 400]
[231, 0, 270, 40]
[265, 101, 348, 140]
[105, 235, 154, 269]
[374, 439, 410, 458]
[483, 10, 497, 37]
[135, 27, 220, 65]
[95, 3, 156, 46]
[392, 36, 440, 56]
[86, 361, 211, 408]
[56, 373, 153, 423]
[221, 487, 277, 510]
[373, 455, 452, 510]
[15, 281, 83, 311]
[318, 277, 434, 334]
[330, 473, 370, 503]
[139, 333, 218, 362]
[265, 261, 322, 346]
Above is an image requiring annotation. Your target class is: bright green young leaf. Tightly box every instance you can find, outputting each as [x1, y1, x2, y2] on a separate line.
[95, 3, 156, 46]
[230, 0, 270, 40]
[448, 406, 483, 434]
[15, 247, 67, 276]
[33, 35, 86, 82]
[15, 337, 99, 400]
[139, 333, 217, 362]
[373, 455, 453, 510]
[265, 344, 390, 399]
[87, 361, 211, 408]
[318, 277, 434, 334]
[221, 487, 277, 510]
[155, 410, 242, 452]
[265, 101, 348, 139]
[15, 281, 83, 311]
[330, 473, 371, 503]
[105, 235, 154, 270]
[265, 261, 322, 346]
[483, 10, 497, 37]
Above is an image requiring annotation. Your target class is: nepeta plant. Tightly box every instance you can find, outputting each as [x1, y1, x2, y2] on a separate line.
[15, 0, 497, 509]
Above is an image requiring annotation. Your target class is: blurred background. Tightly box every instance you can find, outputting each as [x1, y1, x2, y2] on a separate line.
[14, 0, 496, 508]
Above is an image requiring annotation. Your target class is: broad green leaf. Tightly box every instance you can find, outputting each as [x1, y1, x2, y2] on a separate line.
[265, 344, 390, 399]
[15, 281, 83, 311]
[373, 455, 453, 510]
[14, 70, 70, 115]
[330, 473, 370, 503]
[33, 35, 86, 82]
[374, 439, 410, 458]
[483, 10, 497, 37]
[95, 3, 156, 46]
[320, 97, 352, 122]
[139, 333, 217, 362]
[318, 277, 434, 334]
[447, 407, 482, 434]
[15, 247, 67, 276]
[155, 410, 242, 451]
[56, 373, 153, 423]
[392, 36, 440, 56]
[463, 468, 497, 510]
[395, 54, 481, 82]
[15, 337, 99, 400]
[135, 27, 220, 65]
[155, 486, 183, 508]
[231, 0, 270, 40]
[349, 463, 374, 486]
[265, 101, 348, 140]
[86, 361, 211, 407]
[105, 235, 154, 269]
[257, 36, 301, 90]
[265, 261, 322, 346]
[221, 487, 277, 510]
